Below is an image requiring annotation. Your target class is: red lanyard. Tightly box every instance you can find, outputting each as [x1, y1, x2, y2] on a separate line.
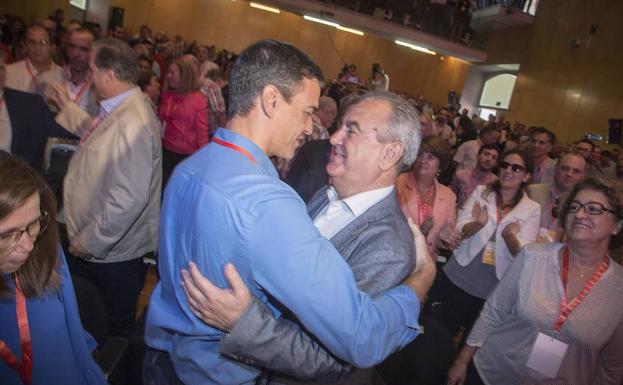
[415, 183, 435, 225]
[212, 137, 257, 164]
[554, 247, 609, 332]
[25, 60, 37, 84]
[0, 274, 33, 385]
[79, 112, 107, 145]
[496, 194, 511, 223]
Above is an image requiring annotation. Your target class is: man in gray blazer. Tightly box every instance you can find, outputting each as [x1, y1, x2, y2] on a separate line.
[182, 92, 429, 383]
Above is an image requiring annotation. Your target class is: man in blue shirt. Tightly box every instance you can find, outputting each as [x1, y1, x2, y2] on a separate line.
[144, 40, 434, 385]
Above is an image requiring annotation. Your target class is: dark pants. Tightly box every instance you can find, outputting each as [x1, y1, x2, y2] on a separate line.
[465, 360, 486, 385]
[143, 348, 185, 385]
[162, 148, 189, 189]
[431, 268, 485, 337]
[67, 254, 145, 337]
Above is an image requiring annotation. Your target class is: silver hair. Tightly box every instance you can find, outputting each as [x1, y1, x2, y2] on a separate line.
[357, 91, 422, 170]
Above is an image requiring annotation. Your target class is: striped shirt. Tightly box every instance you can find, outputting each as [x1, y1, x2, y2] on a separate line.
[468, 243, 623, 385]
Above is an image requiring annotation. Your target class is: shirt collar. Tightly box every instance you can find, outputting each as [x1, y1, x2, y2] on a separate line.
[326, 184, 395, 217]
[214, 127, 278, 178]
[100, 87, 136, 115]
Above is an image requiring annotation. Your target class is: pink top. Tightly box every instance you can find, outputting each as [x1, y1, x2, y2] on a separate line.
[396, 173, 457, 259]
[160, 91, 209, 155]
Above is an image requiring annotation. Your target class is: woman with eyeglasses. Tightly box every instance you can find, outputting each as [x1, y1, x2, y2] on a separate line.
[436, 149, 541, 339]
[0, 155, 106, 385]
[447, 176, 623, 385]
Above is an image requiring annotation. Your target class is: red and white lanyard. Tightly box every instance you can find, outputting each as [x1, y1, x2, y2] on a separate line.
[0, 274, 33, 385]
[212, 137, 257, 165]
[554, 247, 609, 332]
[496, 194, 511, 223]
[415, 183, 435, 225]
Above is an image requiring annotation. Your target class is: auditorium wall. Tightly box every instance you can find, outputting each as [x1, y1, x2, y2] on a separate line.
[4, 0, 470, 107]
[484, 0, 623, 144]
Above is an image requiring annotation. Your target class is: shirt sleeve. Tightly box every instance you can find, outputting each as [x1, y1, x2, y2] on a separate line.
[247, 196, 420, 368]
[516, 203, 541, 248]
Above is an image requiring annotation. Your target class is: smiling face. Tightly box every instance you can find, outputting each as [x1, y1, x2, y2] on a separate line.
[414, 151, 440, 180]
[477, 148, 499, 172]
[554, 153, 586, 192]
[498, 153, 529, 190]
[531, 132, 553, 159]
[565, 189, 620, 245]
[0, 193, 40, 274]
[166, 63, 182, 91]
[270, 77, 320, 159]
[327, 98, 397, 198]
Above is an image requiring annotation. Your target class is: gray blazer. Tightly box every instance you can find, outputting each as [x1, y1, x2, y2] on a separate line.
[220, 186, 415, 382]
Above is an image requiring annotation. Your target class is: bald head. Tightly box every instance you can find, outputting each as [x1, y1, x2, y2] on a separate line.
[316, 96, 337, 129]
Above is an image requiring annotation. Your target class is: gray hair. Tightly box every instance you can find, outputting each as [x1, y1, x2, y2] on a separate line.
[92, 38, 138, 84]
[357, 92, 422, 170]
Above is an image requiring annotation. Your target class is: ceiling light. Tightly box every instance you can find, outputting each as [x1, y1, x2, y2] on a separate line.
[337, 26, 364, 36]
[303, 15, 339, 28]
[395, 40, 436, 55]
[250, 2, 280, 13]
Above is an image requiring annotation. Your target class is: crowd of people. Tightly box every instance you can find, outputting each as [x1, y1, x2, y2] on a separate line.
[0, 10, 622, 385]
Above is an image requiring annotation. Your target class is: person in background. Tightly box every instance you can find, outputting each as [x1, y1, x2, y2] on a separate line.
[0, 155, 106, 385]
[439, 149, 540, 338]
[574, 138, 594, 161]
[366, 63, 389, 92]
[453, 124, 501, 171]
[529, 126, 556, 184]
[451, 143, 500, 208]
[160, 56, 208, 187]
[200, 67, 226, 138]
[138, 70, 161, 108]
[397, 135, 458, 261]
[448, 176, 623, 385]
[527, 151, 586, 242]
[5, 24, 60, 93]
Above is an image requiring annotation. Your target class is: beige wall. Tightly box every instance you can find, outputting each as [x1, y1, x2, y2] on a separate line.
[485, 0, 623, 144]
[5, 0, 469, 106]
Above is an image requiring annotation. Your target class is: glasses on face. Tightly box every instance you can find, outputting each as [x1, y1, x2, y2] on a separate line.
[26, 39, 50, 48]
[0, 212, 50, 253]
[565, 201, 618, 217]
[499, 160, 526, 173]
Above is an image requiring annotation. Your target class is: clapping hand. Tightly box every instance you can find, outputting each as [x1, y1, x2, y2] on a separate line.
[471, 202, 488, 225]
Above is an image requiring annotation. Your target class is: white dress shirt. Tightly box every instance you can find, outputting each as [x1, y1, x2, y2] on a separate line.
[5, 59, 60, 94]
[313, 185, 394, 239]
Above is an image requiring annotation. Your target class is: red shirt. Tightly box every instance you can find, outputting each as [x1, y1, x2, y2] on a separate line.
[160, 91, 209, 154]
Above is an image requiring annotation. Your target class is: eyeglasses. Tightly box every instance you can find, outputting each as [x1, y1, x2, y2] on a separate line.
[499, 161, 526, 173]
[26, 39, 50, 48]
[565, 201, 618, 216]
[0, 212, 50, 253]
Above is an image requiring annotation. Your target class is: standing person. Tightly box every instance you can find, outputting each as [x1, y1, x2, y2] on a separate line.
[44, 38, 162, 338]
[527, 151, 587, 242]
[529, 126, 556, 184]
[453, 125, 501, 171]
[366, 63, 389, 92]
[451, 143, 500, 208]
[397, 135, 458, 261]
[5, 25, 60, 93]
[0, 155, 106, 385]
[439, 149, 541, 337]
[448, 176, 623, 385]
[160, 56, 208, 187]
[144, 40, 434, 385]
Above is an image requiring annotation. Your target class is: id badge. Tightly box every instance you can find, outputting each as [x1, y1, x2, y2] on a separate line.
[482, 241, 496, 265]
[526, 332, 568, 379]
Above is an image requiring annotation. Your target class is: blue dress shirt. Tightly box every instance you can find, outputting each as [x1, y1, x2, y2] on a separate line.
[145, 128, 420, 384]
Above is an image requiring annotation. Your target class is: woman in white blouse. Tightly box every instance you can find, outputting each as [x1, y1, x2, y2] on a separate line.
[437, 149, 541, 337]
[447, 176, 623, 385]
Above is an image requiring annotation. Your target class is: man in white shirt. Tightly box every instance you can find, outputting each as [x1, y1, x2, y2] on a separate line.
[529, 126, 556, 184]
[39, 28, 98, 116]
[453, 124, 501, 171]
[5, 24, 60, 93]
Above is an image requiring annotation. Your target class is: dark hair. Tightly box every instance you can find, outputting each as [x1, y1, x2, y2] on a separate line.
[531, 126, 556, 144]
[478, 143, 502, 156]
[418, 135, 451, 172]
[482, 148, 533, 209]
[577, 138, 595, 151]
[478, 123, 501, 139]
[559, 176, 623, 247]
[137, 70, 156, 91]
[0, 156, 60, 298]
[228, 39, 324, 120]
[137, 54, 152, 65]
[92, 38, 138, 84]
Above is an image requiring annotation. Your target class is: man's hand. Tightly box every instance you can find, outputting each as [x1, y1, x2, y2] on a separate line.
[404, 218, 436, 304]
[43, 82, 71, 110]
[69, 238, 90, 258]
[181, 262, 252, 332]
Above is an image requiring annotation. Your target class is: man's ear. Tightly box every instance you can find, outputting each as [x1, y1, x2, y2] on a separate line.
[259, 85, 280, 119]
[379, 142, 404, 171]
